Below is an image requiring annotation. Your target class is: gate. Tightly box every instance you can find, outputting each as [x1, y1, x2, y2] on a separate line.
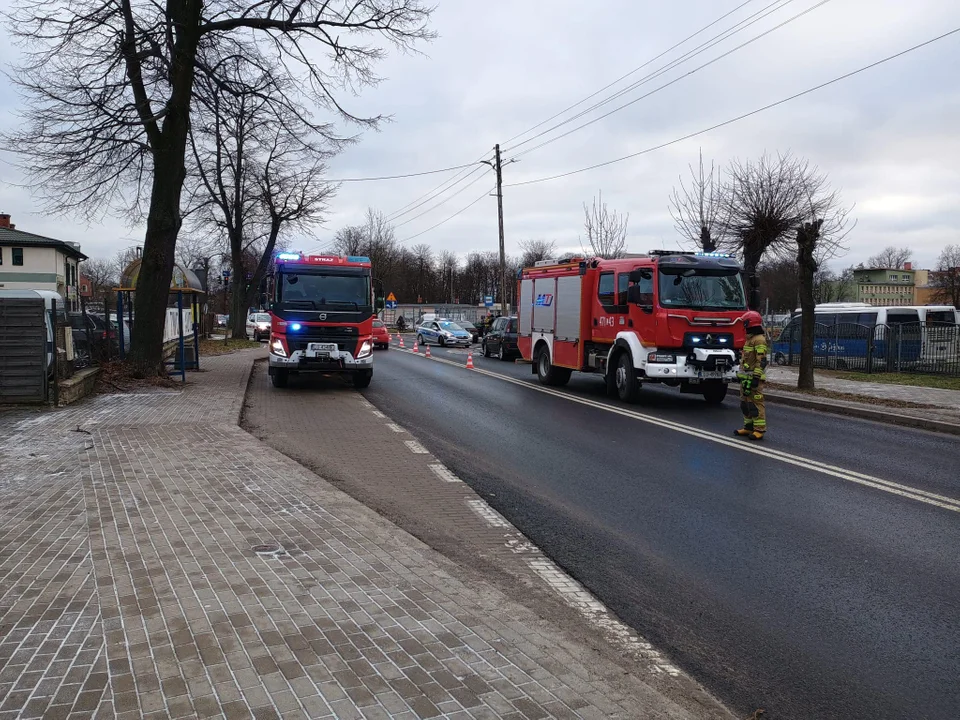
[0, 295, 47, 403]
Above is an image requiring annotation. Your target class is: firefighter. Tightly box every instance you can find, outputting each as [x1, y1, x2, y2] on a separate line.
[735, 310, 768, 440]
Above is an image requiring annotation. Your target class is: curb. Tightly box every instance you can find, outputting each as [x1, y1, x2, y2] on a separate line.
[765, 391, 960, 436]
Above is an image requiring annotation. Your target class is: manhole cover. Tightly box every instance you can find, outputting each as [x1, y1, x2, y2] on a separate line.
[251, 544, 284, 556]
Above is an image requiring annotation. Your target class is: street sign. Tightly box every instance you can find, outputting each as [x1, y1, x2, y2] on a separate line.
[385, 291, 397, 309]
[484, 295, 494, 307]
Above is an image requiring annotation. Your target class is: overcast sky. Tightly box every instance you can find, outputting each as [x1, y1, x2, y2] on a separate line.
[1, 0, 958, 270]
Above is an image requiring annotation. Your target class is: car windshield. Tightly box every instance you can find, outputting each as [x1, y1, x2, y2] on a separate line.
[255, 314, 270, 322]
[439, 321, 464, 332]
[278, 272, 370, 310]
[460, 322, 476, 330]
[373, 320, 384, 328]
[506, 319, 518, 332]
[658, 270, 746, 310]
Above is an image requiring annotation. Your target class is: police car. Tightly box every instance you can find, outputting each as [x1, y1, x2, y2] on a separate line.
[416, 319, 473, 347]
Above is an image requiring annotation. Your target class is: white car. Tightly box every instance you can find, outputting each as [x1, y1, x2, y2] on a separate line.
[246, 312, 271, 341]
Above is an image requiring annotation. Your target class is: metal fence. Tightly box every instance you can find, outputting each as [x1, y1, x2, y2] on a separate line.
[772, 322, 960, 376]
[382, 304, 492, 328]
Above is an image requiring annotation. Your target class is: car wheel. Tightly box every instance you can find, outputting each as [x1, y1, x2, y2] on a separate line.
[439, 336, 446, 347]
[535, 345, 571, 386]
[497, 345, 505, 361]
[417, 334, 425, 346]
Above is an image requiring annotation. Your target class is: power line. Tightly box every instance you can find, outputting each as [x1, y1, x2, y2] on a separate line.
[398, 186, 494, 244]
[326, 161, 476, 183]
[502, 0, 761, 147]
[507, 0, 828, 160]
[384, 152, 492, 221]
[504, 26, 960, 188]
[393, 169, 490, 229]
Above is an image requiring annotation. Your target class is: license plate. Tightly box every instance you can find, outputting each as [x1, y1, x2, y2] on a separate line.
[698, 371, 723, 379]
[306, 342, 337, 358]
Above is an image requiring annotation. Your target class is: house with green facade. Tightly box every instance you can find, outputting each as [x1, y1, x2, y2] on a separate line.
[853, 266, 916, 306]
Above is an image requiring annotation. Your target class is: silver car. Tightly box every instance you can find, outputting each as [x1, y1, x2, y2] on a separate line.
[416, 319, 472, 347]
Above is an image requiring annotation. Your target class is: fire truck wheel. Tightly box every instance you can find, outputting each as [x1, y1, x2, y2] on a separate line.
[614, 351, 640, 403]
[535, 346, 571, 386]
[271, 369, 289, 388]
[701, 381, 728, 405]
[353, 370, 373, 389]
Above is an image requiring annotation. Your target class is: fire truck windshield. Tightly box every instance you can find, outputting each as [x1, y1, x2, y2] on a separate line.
[658, 269, 745, 311]
[277, 272, 371, 310]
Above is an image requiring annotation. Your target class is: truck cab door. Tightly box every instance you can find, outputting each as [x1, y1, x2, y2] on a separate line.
[592, 271, 629, 345]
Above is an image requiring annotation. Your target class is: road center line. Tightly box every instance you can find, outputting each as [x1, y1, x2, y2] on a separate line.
[392, 345, 960, 513]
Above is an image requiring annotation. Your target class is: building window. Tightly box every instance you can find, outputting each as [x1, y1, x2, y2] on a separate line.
[12, 247, 23, 266]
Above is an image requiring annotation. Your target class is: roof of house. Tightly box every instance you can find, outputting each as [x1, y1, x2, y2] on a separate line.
[0, 227, 88, 260]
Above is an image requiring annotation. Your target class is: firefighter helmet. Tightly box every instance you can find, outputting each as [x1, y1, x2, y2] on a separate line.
[741, 310, 764, 329]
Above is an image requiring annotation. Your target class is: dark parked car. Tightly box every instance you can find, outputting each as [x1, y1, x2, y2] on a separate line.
[457, 320, 480, 343]
[481, 316, 519, 360]
[68, 312, 119, 367]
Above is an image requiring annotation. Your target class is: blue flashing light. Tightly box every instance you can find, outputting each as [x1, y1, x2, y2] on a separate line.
[290, 323, 302, 331]
[277, 252, 301, 261]
[347, 255, 371, 263]
[691, 336, 702, 343]
[695, 251, 733, 258]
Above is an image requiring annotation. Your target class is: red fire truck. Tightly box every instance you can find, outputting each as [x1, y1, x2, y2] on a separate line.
[268, 252, 383, 389]
[518, 251, 748, 404]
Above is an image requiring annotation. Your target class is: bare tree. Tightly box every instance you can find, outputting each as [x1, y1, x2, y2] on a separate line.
[931, 244, 960, 308]
[518, 239, 557, 268]
[80, 258, 119, 308]
[584, 192, 628, 259]
[720, 152, 813, 310]
[669, 150, 725, 252]
[867, 246, 913, 269]
[7, 0, 434, 374]
[793, 171, 854, 390]
[189, 61, 336, 338]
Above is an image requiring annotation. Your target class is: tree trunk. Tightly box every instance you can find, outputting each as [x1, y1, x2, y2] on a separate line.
[743, 245, 764, 311]
[127, 151, 186, 376]
[124, 3, 202, 376]
[796, 221, 822, 390]
[700, 226, 715, 253]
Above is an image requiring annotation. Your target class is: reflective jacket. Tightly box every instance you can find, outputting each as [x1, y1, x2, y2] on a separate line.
[739, 331, 768, 381]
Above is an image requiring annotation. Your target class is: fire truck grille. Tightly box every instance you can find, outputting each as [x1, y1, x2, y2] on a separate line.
[289, 325, 359, 353]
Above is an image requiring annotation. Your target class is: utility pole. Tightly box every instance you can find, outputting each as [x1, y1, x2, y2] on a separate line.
[494, 144, 507, 315]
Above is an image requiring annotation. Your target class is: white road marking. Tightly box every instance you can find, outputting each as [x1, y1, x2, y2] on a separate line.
[358, 399, 374, 409]
[404, 440, 429, 454]
[428, 463, 462, 483]
[528, 557, 681, 675]
[386, 423, 405, 433]
[466, 498, 513, 528]
[394, 347, 960, 514]
[371, 410, 386, 419]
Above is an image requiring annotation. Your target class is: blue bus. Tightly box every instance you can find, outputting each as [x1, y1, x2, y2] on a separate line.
[772, 304, 959, 371]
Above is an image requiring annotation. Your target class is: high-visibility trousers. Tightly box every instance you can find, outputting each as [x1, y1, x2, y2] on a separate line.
[739, 380, 766, 433]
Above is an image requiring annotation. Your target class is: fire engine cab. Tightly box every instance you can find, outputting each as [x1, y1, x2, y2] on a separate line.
[268, 252, 382, 389]
[518, 251, 748, 404]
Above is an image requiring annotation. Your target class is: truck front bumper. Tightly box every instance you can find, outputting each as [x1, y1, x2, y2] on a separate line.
[644, 348, 738, 382]
[269, 348, 373, 374]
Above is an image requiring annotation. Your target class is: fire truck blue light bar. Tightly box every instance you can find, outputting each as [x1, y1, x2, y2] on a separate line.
[277, 252, 301, 261]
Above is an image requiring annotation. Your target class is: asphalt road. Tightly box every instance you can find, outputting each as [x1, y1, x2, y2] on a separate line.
[357, 340, 960, 720]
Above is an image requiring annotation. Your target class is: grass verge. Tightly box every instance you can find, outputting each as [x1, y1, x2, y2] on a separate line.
[835, 372, 960, 392]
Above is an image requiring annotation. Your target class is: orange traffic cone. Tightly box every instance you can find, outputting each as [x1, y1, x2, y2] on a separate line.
[466, 352, 475, 369]
[425, 345, 432, 358]
[399, 336, 405, 348]
[412, 340, 418, 353]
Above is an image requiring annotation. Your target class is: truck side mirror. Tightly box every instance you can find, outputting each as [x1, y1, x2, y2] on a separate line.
[628, 268, 653, 283]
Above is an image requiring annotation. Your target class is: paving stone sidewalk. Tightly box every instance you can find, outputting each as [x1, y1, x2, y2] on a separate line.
[0, 350, 719, 719]
[764, 366, 960, 425]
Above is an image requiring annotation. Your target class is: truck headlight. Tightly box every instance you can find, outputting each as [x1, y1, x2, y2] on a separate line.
[357, 340, 373, 359]
[271, 339, 287, 357]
